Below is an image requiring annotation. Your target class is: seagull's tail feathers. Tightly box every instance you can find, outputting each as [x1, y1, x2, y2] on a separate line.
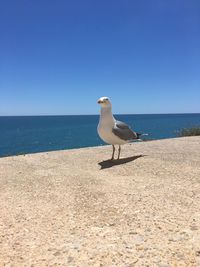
[137, 132, 148, 138]
[133, 132, 149, 141]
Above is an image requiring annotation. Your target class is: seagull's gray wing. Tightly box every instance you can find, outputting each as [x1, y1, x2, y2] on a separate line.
[112, 120, 137, 141]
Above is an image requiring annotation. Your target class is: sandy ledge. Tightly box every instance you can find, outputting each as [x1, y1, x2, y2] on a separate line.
[0, 137, 200, 267]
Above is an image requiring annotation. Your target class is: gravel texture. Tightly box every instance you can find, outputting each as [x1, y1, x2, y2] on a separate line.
[0, 137, 200, 267]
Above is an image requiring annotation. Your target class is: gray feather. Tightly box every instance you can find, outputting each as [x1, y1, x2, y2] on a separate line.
[112, 120, 137, 141]
[115, 120, 130, 129]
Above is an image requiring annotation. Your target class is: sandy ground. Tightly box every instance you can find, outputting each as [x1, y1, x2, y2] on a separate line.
[0, 137, 200, 267]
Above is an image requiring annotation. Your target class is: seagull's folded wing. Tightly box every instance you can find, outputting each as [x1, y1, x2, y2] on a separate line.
[112, 120, 137, 141]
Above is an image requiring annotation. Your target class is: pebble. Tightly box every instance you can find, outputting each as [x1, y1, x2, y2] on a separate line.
[53, 251, 61, 256]
[196, 251, 200, 257]
[134, 235, 145, 245]
[190, 225, 198, 231]
[129, 231, 137, 235]
[67, 256, 74, 263]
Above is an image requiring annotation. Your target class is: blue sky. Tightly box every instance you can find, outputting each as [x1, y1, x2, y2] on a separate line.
[0, 0, 200, 115]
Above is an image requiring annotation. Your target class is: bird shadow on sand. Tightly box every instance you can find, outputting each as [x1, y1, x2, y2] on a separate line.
[98, 155, 144, 169]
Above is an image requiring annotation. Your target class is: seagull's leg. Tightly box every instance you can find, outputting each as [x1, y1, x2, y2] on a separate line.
[118, 145, 121, 159]
[111, 145, 115, 160]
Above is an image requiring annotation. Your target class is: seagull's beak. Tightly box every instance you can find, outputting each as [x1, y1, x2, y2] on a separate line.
[98, 100, 103, 104]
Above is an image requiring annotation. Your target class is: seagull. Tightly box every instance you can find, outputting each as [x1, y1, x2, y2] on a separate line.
[97, 96, 142, 160]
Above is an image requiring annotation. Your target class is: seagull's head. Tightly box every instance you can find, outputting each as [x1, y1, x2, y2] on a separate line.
[97, 97, 112, 108]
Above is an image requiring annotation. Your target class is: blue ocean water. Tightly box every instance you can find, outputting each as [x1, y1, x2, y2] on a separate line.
[0, 114, 200, 157]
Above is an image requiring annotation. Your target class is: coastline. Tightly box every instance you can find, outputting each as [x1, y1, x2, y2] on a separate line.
[1, 113, 200, 158]
[0, 137, 200, 266]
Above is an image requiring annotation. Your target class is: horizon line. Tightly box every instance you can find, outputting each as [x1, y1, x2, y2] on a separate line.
[0, 112, 200, 117]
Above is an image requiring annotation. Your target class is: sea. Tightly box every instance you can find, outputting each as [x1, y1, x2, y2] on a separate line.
[0, 113, 200, 157]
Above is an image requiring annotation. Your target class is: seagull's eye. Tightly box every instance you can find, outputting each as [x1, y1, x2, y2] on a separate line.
[105, 98, 108, 101]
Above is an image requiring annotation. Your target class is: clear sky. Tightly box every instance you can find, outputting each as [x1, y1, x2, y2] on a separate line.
[0, 0, 200, 115]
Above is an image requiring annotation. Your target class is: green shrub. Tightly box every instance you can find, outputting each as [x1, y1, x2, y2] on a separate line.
[178, 127, 200, 137]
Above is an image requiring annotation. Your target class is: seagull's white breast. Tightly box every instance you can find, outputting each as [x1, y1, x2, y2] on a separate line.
[98, 112, 127, 145]
[98, 124, 126, 145]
